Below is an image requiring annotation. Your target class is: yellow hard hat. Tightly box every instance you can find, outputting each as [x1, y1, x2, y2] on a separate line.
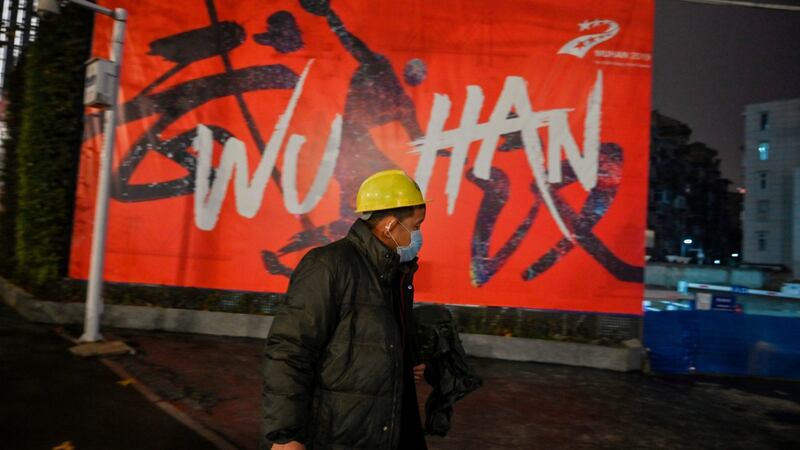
[355, 169, 427, 213]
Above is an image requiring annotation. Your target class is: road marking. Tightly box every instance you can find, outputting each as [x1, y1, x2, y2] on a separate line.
[117, 378, 135, 386]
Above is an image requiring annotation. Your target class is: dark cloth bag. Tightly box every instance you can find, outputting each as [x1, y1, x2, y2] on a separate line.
[413, 305, 482, 436]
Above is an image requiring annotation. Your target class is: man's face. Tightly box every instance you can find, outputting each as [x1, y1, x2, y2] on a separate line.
[391, 207, 426, 247]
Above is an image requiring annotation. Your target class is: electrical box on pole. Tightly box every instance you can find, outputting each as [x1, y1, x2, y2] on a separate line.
[84, 58, 116, 108]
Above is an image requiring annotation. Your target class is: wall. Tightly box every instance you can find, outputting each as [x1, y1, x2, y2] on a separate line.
[645, 263, 763, 289]
[644, 310, 800, 379]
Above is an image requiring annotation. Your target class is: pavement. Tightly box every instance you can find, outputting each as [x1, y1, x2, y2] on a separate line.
[0, 303, 222, 450]
[2, 302, 800, 449]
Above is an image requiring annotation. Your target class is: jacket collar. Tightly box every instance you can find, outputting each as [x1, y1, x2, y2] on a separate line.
[346, 220, 417, 282]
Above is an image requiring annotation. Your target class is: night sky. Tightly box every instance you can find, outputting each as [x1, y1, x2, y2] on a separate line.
[652, 0, 800, 187]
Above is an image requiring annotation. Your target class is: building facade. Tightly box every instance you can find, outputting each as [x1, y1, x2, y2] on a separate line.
[649, 111, 741, 264]
[742, 98, 800, 276]
[1, 0, 38, 92]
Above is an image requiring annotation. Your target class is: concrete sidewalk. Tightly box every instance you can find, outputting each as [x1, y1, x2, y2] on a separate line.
[3, 297, 799, 449]
[96, 326, 800, 449]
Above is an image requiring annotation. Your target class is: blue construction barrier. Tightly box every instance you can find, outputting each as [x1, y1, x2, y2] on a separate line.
[643, 310, 800, 379]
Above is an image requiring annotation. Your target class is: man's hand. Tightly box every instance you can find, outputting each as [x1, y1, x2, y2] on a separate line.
[413, 363, 426, 384]
[271, 442, 305, 450]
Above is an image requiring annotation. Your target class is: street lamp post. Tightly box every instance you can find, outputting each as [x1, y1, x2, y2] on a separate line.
[37, 0, 128, 342]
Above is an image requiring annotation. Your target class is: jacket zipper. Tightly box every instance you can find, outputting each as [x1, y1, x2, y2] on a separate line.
[388, 271, 406, 448]
[399, 272, 407, 350]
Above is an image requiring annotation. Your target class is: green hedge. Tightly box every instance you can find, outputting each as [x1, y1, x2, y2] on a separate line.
[0, 56, 25, 277]
[10, 6, 92, 288]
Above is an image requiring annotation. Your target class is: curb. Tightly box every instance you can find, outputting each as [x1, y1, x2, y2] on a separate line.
[43, 303, 241, 450]
[460, 333, 644, 372]
[99, 358, 240, 450]
[0, 277, 274, 338]
[1, 277, 643, 372]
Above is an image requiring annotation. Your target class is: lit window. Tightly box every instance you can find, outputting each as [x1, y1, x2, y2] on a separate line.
[759, 112, 769, 131]
[758, 141, 769, 160]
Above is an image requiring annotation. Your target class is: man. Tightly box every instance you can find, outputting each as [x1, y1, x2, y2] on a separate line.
[262, 169, 429, 450]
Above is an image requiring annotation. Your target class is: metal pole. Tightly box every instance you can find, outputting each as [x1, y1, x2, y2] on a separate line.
[79, 8, 126, 342]
[69, 0, 113, 16]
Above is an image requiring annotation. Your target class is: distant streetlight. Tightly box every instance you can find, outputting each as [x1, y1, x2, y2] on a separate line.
[37, 0, 128, 343]
[714, 259, 721, 264]
[683, 238, 693, 244]
[731, 253, 739, 258]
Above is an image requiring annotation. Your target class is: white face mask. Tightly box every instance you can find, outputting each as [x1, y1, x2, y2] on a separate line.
[387, 221, 423, 262]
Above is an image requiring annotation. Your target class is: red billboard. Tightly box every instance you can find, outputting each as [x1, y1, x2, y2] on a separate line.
[70, 0, 653, 314]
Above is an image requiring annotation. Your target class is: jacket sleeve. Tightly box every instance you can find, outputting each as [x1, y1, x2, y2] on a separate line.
[262, 248, 338, 445]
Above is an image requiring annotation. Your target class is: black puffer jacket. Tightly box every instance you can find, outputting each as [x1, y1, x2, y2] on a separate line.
[261, 220, 419, 449]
